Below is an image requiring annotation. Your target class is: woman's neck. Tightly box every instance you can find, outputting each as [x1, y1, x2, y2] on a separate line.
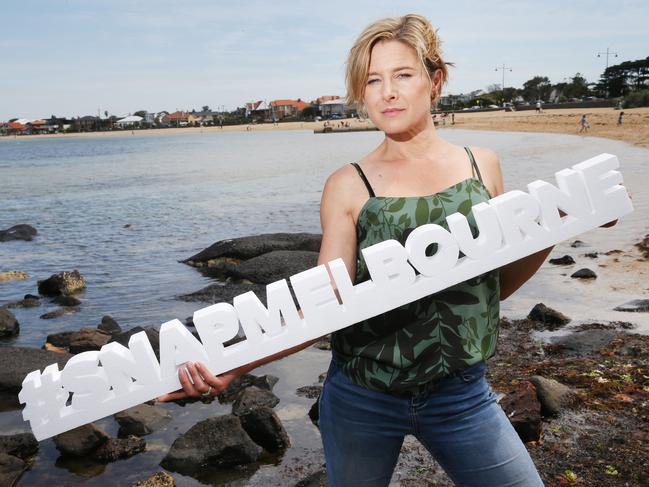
[377, 116, 447, 163]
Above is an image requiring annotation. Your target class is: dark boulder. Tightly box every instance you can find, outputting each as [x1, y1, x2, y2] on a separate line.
[0, 433, 38, 460]
[98, 315, 122, 335]
[68, 328, 111, 354]
[570, 240, 587, 248]
[218, 373, 279, 403]
[92, 435, 146, 462]
[183, 232, 322, 266]
[0, 224, 37, 242]
[114, 404, 171, 437]
[498, 381, 542, 443]
[0, 347, 72, 393]
[527, 303, 570, 329]
[53, 423, 109, 457]
[239, 407, 290, 452]
[0, 308, 19, 338]
[177, 281, 267, 305]
[160, 415, 261, 474]
[529, 376, 579, 417]
[132, 471, 175, 486]
[4, 295, 40, 309]
[0, 452, 26, 487]
[40, 307, 79, 320]
[217, 250, 319, 285]
[52, 295, 82, 307]
[37, 270, 86, 296]
[614, 299, 649, 313]
[548, 255, 575, 265]
[232, 386, 280, 416]
[570, 268, 597, 279]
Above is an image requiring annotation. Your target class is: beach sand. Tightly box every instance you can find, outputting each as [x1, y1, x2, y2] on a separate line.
[4, 106, 648, 149]
[446, 106, 649, 149]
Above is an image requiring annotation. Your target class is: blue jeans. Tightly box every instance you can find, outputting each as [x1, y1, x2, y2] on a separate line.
[319, 358, 544, 487]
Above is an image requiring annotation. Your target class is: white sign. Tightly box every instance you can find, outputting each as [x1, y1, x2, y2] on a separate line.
[20, 153, 633, 440]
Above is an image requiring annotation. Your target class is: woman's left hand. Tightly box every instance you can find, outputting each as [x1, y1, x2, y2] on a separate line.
[157, 362, 239, 402]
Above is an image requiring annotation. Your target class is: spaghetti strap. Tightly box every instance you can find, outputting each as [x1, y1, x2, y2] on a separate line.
[464, 147, 483, 184]
[350, 162, 376, 197]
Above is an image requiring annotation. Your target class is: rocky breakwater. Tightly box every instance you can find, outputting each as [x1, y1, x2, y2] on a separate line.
[178, 232, 321, 305]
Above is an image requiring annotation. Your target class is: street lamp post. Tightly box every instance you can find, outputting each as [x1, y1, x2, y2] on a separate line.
[495, 64, 512, 107]
[596, 47, 619, 98]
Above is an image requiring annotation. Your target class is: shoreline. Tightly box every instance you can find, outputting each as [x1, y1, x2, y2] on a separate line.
[3, 106, 648, 148]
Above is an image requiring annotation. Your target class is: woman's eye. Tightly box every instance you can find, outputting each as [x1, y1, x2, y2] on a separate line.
[398, 73, 412, 78]
[367, 79, 378, 85]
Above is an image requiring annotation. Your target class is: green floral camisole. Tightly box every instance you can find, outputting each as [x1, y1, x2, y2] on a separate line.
[330, 147, 501, 394]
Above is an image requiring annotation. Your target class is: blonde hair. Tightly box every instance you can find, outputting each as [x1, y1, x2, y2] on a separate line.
[345, 14, 452, 113]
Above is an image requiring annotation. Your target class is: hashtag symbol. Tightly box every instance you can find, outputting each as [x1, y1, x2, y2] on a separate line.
[19, 364, 68, 432]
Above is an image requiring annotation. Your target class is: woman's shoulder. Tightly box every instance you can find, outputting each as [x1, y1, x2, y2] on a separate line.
[465, 145, 504, 197]
[321, 162, 370, 215]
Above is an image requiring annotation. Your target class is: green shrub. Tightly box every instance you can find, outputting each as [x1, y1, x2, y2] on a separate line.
[623, 89, 649, 108]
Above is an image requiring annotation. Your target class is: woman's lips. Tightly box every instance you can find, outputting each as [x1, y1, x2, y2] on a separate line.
[382, 109, 404, 117]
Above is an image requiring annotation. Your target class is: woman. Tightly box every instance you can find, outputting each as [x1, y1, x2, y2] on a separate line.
[161, 14, 615, 486]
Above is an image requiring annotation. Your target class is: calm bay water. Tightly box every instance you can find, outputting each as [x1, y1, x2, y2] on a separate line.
[0, 128, 647, 485]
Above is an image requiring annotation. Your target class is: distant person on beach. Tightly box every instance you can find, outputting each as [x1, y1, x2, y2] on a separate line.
[617, 111, 624, 126]
[451, 112, 455, 124]
[161, 14, 618, 486]
[535, 101, 542, 113]
[579, 114, 590, 133]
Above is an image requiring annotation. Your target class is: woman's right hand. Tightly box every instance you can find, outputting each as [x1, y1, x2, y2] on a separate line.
[157, 362, 240, 402]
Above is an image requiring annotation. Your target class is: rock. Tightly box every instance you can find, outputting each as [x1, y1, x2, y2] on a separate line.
[295, 468, 328, 487]
[498, 381, 542, 443]
[37, 270, 86, 296]
[114, 404, 171, 437]
[529, 376, 578, 417]
[133, 471, 176, 487]
[548, 255, 575, 265]
[614, 299, 649, 313]
[0, 271, 28, 282]
[308, 399, 320, 428]
[178, 281, 267, 304]
[45, 331, 76, 349]
[0, 308, 19, 338]
[40, 307, 79, 319]
[635, 233, 649, 259]
[92, 435, 146, 462]
[218, 374, 279, 403]
[53, 423, 109, 456]
[549, 329, 619, 357]
[160, 415, 262, 474]
[4, 295, 40, 309]
[0, 347, 72, 393]
[232, 386, 280, 416]
[584, 252, 598, 258]
[183, 232, 322, 266]
[570, 240, 587, 248]
[0, 452, 26, 487]
[223, 250, 319, 284]
[110, 327, 160, 359]
[527, 303, 570, 329]
[570, 268, 597, 279]
[0, 224, 37, 242]
[52, 295, 81, 307]
[318, 372, 327, 383]
[313, 335, 331, 350]
[68, 327, 111, 354]
[239, 407, 290, 452]
[98, 315, 122, 335]
[296, 385, 323, 399]
[0, 433, 38, 459]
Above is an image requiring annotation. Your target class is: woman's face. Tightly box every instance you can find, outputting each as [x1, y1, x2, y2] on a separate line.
[363, 39, 439, 135]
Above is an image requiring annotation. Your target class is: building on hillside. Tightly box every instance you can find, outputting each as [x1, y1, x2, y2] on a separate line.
[244, 100, 271, 120]
[319, 98, 349, 117]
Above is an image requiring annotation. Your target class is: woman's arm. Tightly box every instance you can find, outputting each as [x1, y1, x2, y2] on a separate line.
[159, 166, 360, 401]
[474, 148, 617, 301]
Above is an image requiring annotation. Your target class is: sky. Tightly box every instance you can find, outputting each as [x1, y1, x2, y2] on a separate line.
[2, 0, 648, 120]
